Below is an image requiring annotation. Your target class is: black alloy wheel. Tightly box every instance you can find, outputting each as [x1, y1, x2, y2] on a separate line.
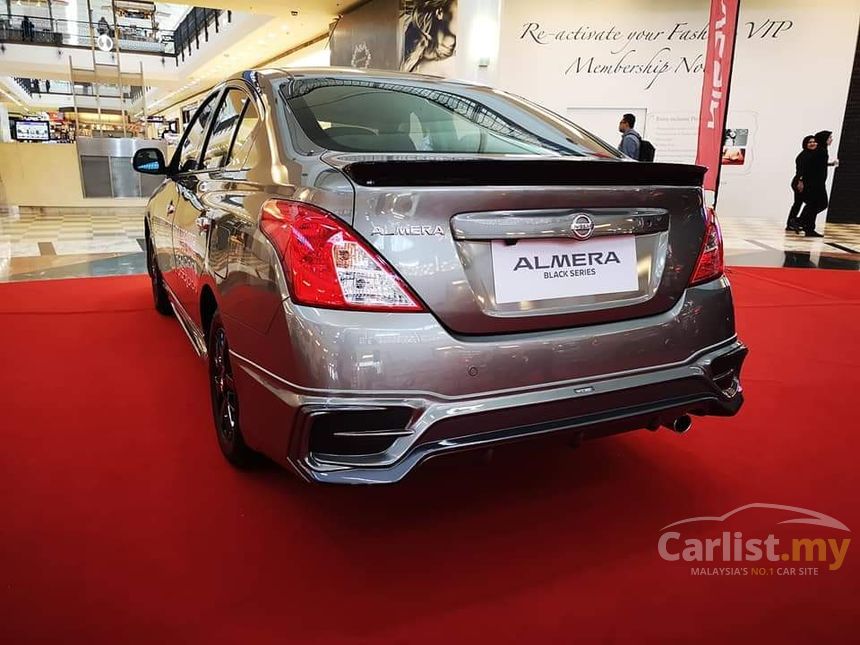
[208, 312, 255, 468]
[146, 232, 173, 316]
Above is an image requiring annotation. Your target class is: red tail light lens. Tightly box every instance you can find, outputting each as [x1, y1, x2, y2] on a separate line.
[689, 207, 725, 286]
[259, 199, 425, 312]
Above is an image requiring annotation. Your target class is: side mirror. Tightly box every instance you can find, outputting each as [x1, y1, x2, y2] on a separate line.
[133, 148, 167, 175]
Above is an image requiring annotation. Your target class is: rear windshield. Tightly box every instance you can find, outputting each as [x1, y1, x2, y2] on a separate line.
[280, 78, 618, 158]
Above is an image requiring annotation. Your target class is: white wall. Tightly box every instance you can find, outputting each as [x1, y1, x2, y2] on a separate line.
[493, 0, 860, 223]
[720, 0, 857, 222]
[454, 0, 503, 86]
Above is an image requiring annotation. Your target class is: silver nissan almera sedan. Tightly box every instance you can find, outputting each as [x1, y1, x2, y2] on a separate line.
[134, 68, 747, 484]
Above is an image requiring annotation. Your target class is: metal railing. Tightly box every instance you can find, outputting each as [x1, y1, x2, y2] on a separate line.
[13, 77, 144, 100]
[173, 8, 231, 65]
[0, 13, 174, 55]
[1, 8, 232, 63]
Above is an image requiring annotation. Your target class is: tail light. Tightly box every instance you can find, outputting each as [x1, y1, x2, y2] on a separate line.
[689, 207, 724, 286]
[260, 199, 425, 312]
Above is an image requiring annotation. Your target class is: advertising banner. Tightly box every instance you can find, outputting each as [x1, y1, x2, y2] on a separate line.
[330, 0, 459, 74]
[400, 0, 458, 75]
[330, 0, 400, 70]
[14, 120, 50, 141]
[695, 0, 742, 195]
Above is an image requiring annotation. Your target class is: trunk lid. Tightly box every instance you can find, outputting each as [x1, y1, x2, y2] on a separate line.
[329, 154, 708, 336]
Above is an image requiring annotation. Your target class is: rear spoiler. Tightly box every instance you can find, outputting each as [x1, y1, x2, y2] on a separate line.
[340, 159, 706, 188]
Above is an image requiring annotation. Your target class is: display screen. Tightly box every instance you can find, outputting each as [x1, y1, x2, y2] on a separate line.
[15, 120, 51, 141]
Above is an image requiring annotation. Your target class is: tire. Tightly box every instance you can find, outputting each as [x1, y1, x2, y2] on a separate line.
[146, 231, 173, 316]
[208, 312, 256, 468]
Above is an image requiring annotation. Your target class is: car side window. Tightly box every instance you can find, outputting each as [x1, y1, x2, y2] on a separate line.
[202, 89, 249, 170]
[226, 99, 261, 170]
[175, 93, 218, 173]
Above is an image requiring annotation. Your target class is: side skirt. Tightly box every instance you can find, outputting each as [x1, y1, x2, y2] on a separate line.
[163, 282, 208, 358]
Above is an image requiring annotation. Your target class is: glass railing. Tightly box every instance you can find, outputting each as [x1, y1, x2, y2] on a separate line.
[0, 14, 174, 55]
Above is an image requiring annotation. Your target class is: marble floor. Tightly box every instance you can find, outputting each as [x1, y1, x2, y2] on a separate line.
[1, 205, 859, 282]
[720, 216, 860, 270]
[0, 206, 147, 282]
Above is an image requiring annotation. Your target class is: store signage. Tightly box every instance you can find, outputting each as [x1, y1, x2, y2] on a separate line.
[146, 116, 165, 123]
[695, 0, 741, 195]
[14, 120, 50, 142]
[96, 33, 114, 52]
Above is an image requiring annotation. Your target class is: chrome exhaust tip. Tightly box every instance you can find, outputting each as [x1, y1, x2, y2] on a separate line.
[668, 415, 692, 434]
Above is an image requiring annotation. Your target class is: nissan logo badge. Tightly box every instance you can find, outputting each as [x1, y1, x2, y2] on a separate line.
[571, 213, 595, 240]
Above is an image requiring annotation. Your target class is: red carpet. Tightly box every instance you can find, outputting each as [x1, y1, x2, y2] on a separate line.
[0, 268, 858, 644]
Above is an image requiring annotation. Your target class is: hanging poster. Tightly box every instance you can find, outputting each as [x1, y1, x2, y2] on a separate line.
[399, 1, 458, 75]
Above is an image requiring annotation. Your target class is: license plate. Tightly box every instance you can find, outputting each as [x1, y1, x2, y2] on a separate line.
[491, 236, 639, 304]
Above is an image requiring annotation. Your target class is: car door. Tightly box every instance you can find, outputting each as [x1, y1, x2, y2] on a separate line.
[168, 89, 222, 326]
[192, 85, 262, 277]
[192, 86, 272, 329]
[147, 179, 179, 279]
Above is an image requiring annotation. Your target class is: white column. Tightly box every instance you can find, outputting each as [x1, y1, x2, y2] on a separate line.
[455, 0, 502, 85]
[0, 105, 12, 142]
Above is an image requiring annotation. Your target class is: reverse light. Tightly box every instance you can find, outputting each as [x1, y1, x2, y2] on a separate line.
[260, 199, 425, 312]
[689, 207, 725, 286]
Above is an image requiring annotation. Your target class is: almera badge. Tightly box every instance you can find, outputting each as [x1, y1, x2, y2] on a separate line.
[492, 235, 638, 304]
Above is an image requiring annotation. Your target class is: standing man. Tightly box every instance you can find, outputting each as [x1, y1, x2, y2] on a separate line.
[21, 16, 36, 43]
[618, 113, 641, 160]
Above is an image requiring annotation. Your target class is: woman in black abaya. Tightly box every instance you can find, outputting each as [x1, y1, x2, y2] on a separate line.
[785, 135, 816, 232]
[797, 130, 838, 237]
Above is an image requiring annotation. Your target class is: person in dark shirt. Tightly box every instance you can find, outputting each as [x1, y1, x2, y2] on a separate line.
[798, 130, 839, 238]
[21, 16, 35, 42]
[785, 135, 816, 233]
[618, 113, 641, 159]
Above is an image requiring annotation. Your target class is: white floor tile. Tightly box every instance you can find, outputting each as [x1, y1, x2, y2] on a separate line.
[53, 240, 143, 255]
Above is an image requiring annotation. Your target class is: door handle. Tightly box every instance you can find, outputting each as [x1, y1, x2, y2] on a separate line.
[195, 215, 212, 231]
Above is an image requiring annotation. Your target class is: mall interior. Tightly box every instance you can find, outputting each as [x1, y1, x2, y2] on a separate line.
[0, 0, 858, 642]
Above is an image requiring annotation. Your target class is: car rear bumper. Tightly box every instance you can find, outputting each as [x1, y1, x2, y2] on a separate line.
[277, 339, 747, 484]
[254, 276, 739, 400]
